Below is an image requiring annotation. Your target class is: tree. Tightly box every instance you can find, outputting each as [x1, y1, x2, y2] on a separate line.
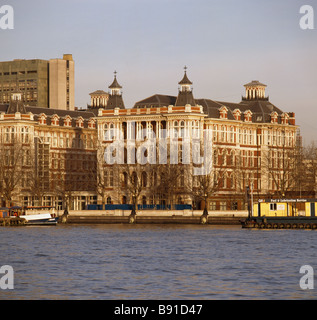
[120, 163, 148, 210]
[302, 142, 317, 197]
[0, 139, 28, 206]
[263, 143, 307, 198]
[191, 145, 228, 211]
[150, 163, 191, 209]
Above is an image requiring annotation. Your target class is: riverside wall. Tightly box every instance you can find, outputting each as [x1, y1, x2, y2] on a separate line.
[63, 210, 248, 225]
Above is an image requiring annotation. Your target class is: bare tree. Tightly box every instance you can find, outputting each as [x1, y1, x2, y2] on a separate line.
[262, 143, 307, 198]
[120, 163, 148, 210]
[302, 142, 317, 197]
[150, 163, 191, 209]
[0, 139, 28, 206]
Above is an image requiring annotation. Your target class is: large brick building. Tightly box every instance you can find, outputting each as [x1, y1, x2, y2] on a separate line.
[0, 68, 299, 211]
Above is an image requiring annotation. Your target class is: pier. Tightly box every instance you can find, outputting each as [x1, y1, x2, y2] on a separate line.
[63, 210, 247, 225]
[0, 217, 26, 226]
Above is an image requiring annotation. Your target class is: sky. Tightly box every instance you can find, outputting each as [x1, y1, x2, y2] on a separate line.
[1, 0, 316, 144]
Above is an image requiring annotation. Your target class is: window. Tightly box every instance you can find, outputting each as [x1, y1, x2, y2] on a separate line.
[21, 127, 29, 143]
[193, 121, 200, 139]
[221, 126, 226, 142]
[142, 171, 147, 187]
[230, 127, 234, 143]
[5, 127, 10, 142]
[220, 202, 227, 210]
[270, 203, 277, 211]
[104, 123, 115, 141]
[209, 202, 217, 210]
[213, 125, 217, 142]
[121, 172, 128, 187]
[173, 121, 178, 138]
[179, 120, 185, 138]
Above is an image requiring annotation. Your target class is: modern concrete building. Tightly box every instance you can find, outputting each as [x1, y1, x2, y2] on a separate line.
[0, 54, 75, 110]
[49, 54, 75, 111]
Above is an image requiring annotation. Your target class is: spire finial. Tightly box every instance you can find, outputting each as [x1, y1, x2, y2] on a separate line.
[114, 70, 117, 77]
[184, 65, 187, 73]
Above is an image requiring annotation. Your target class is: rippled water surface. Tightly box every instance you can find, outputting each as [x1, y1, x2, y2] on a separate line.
[1, 224, 317, 299]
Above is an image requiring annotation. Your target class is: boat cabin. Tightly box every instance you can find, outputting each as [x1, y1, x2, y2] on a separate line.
[253, 199, 317, 217]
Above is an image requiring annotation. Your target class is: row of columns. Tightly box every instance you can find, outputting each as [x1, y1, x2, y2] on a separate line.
[103, 119, 204, 140]
[91, 96, 108, 107]
[245, 87, 266, 99]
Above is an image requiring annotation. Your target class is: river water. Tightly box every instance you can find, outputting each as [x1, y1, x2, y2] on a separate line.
[0, 224, 316, 300]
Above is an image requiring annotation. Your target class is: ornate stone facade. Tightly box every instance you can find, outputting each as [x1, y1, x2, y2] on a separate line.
[0, 69, 298, 211]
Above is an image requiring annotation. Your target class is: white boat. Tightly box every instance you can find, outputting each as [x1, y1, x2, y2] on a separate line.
[19, 213, 58, 225]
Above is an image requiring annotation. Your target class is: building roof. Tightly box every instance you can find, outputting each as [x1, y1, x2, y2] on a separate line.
[178, 71, 193, 85]
[134, 94, 177, 108]
[106, 94, 125, 109]
[244, 80, 267, 87]
[89, 90, 108, 96]
[133, 94, 286, 123]
[0, 104, 96, 126]
[7, 98, 27, 114]
[25, 106, 96, 119]
[108, 76, 122, 89]
[175, 91, 196, 106]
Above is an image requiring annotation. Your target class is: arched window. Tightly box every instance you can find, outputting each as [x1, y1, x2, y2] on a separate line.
[142, 172, 147, 187]
[21, 127, 29, 143]
[122, 172, 128, 187]
[135, 123, 143, 140]
[132, 171, 137, 186]
[152, 171, 157, 187]
[179, 120, 185, 138]
[105, 123, 115, 141]
[107, 197, 112, 204]
[104, 124, 109, 140]
[173, 121, 179, 138]
[192, 120, 199, 139]
[147, 123, 154, 139]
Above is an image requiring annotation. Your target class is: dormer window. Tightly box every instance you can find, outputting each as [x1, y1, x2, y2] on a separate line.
[281, 113, 289, 125]
[51, 114, 60, 126]
[39, 113, 47, 125]
[64, 115, 72, 127]
[233, 109, 241, 121]
[244, 110, 253, 122]
[88, 118, 96, 129]
[76, 117, 84, 128]
[270, 111, 278, 124]
[219, 106, 228, 119]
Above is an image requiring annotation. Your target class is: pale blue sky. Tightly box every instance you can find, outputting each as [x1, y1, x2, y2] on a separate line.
[1, 0, 316, 143]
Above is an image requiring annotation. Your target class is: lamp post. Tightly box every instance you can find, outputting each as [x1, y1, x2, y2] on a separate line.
[246, 186, 251, 219]
[129, 194, 137, 224]
[200, 193, 209, 224]
[132, 194, 136, 214]
[203, 193, 208, 216]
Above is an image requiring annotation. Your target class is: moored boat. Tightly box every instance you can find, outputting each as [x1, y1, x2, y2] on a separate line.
[19, 213, 58, 226]
[9, 206, 59, 226]
[241, 198, 317, 229]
